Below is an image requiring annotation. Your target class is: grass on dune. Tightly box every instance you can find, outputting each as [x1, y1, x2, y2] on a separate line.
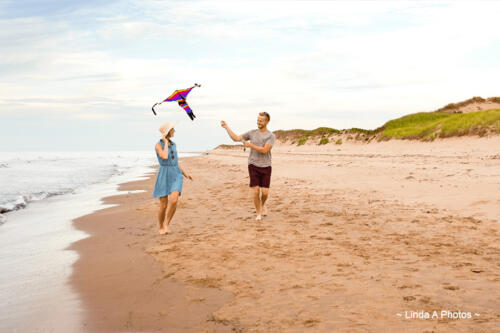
[380, 109, 500, 140]
[272, 109, 500, 146]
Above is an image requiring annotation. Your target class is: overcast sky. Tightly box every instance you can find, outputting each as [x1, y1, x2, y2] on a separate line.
[1, 0, 499, 151]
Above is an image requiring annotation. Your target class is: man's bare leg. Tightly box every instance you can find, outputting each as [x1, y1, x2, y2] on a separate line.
[164, 191, 179, 233]
[261, 187, 269, 216]
[158, 196, 168, 234]
[252, 186, 262, 220]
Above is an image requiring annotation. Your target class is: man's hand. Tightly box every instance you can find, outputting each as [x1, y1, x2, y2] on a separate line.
[221, 120, 242, 142]
[243, 140, 251, 147]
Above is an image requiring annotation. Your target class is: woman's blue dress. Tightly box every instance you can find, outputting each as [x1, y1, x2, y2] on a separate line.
[153, 140, 183, 198]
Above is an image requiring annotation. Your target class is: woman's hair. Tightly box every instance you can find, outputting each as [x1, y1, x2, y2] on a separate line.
[259, 111, 270, 121]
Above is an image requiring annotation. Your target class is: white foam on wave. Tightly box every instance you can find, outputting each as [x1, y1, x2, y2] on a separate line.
[0, 190, 72, 214]
[0, 151, 159, 222]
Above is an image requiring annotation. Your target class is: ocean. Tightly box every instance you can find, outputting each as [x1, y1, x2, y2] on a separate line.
[0, 150, 197, 332]
[0, 151, 185, 223]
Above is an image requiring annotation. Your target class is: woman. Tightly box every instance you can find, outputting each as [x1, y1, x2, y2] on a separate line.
[153, 122, 192, 234]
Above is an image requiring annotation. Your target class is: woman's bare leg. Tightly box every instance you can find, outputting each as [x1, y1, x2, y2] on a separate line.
[164, 191, 179, 233]
[158, 196, 168, 234]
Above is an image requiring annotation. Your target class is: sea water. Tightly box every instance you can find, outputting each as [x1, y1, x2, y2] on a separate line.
[0, 151, 161, 223]
[0, 150, 197, 332]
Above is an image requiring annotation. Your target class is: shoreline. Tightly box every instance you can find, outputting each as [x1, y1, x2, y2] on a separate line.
[70, 138, 499, 332]
[0, 157, 159, 333]
[69, 168, 233, 333]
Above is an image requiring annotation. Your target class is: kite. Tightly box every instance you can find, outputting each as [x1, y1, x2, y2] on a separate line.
[152, 83, 201, 120]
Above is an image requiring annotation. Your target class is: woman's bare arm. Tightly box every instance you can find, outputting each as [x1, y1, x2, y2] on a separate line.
[178, 163, 193, 180]
[155, 139, 169, 160]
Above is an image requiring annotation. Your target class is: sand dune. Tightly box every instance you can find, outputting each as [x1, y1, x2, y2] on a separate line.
[435, 96, 500, 113]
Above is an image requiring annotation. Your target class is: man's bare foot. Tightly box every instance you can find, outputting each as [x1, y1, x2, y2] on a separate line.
[262, 206, 267, 216]
[255, 215, 262, 221]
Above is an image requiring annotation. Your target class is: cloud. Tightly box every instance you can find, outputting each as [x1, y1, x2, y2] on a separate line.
[1, 1, 500, 150]
[74, 112, 114, 120]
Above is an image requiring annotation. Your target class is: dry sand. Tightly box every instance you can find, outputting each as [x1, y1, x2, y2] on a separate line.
[72, 136, 500, 332]
[435, 97, 500, 114]
[455, 101, 500, 113]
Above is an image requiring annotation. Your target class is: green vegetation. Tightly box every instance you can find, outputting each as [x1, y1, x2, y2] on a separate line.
[273, 104, 500, 144]
[380, 109, 500, 140]
[275, 127, 340, 143]
[346, 127, 380, 135]
[310, 127, 341, 136]
[297, 137, 308, 146]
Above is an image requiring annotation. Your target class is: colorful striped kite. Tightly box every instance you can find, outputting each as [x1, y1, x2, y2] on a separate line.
[151, 83, 200, 120]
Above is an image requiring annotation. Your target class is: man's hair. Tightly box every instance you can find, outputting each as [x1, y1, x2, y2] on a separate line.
[259, 111, 270, 121]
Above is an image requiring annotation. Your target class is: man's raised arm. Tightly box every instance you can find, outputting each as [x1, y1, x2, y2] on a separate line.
[221, 120, 242, 142]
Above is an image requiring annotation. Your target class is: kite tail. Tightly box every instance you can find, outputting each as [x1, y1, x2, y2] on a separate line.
[151, 102, 161, 115]
[188, 112, 196, 121]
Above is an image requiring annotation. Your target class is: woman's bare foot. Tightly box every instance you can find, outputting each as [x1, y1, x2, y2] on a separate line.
[164, 226, 170, 234]
[159, 227, 166, 235]
[262, 206, 267, 216]
[255, 215, 262, 221]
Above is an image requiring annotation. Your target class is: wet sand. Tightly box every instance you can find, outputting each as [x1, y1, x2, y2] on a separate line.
[70, 177, 233, 333]
[72, 137, 499, 332]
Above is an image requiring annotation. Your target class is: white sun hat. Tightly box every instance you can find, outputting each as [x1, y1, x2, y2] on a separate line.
[159, 121, 175, 139]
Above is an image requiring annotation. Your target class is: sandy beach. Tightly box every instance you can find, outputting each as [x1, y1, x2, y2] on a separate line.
[71, 136, 500, 332]
[4, 1, 500, 331]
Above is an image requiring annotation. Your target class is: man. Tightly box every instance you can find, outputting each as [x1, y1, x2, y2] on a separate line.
[221, 112, 275, 221]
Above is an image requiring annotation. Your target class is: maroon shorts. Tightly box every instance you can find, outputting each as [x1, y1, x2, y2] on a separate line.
[248, 164, 272, 188]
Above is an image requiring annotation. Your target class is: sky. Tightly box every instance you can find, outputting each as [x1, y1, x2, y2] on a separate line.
[1, 0, 499, 152]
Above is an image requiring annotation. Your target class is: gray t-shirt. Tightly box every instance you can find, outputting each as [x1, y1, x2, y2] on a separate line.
[242, 129, 275, 167]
